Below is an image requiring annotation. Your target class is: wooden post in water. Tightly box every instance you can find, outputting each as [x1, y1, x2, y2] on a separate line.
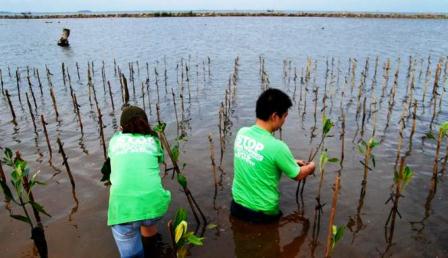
[107, 81, 115, 112]
[75, 62, 80, 81]
[25, 92, 38, 134]
[97, 108, 107, 160]
[36, 68, 43, 96]
[49, 87, 59, 120]
[5, 89, 17, 123]
[61, 62, 66, 87]
[0, 69, 4, 95]
[40, 115, 52, 161]
[15, 67, 23, 105]
[72, 93, 84, 133]
[208, 134, 218, 201]
[26, 69, 38, 112]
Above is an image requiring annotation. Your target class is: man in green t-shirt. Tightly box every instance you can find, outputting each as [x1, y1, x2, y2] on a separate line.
[231, 88, 315, 223]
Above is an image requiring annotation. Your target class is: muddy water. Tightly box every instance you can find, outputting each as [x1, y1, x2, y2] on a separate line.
[1, 17, 448, 258]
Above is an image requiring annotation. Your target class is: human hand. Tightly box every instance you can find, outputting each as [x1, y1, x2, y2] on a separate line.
[296, 159, 309, 166]
[296, 161, 316, 180]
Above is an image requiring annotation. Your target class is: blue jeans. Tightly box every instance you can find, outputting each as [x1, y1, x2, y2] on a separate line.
[111, 218, 161, 258]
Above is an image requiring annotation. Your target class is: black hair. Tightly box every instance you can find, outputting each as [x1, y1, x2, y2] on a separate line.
[256, 88, 292, 121]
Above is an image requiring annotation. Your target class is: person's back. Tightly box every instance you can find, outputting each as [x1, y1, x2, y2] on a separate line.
[108, 131, 170, 225]
[107, 106, 171, 258]
[231, 88, 315, 223]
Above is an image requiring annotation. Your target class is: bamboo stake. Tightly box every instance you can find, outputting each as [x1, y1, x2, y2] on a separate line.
[61, 62, 66, 87]
[72, 93, 84, 133]
[208, 134, 218, 203]
[121, 73, 130, 107]
[76, 62, 80, 81]
[97, 108, 107, 160]
[49, 87, 59, 120]
[5, 89, 17, 123]
[157, 130, 207, 225]
[25, 92, 38, 134]
[56, 137, 79, 221]
[27, 69, 38, 112]
[0, 68, 4, 95]
[171, 88, 180, 135]
[16, 68, 23, 105]
[36, 68, 43, 95]
[40, 115, 52, 161]
[108, 81, 115, 111]
[141, 82, 146, 112]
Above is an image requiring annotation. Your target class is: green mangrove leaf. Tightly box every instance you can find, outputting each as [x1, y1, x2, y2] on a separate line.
[173, 208, 188, 229]
[30, 201, 51, 217]
[153, 122, 167, 133]
[319, 151, 329, 171]
[171, 144, 180, 162]
[177, 174, 187, 189]
[368, 138, 380, 149]
[322, 115, 334, 136]
[403, 166, 413, 185]
[425, 131, 435, 140]
[175, 221, 188, 244]
[440, 122, 448, 136]
[4, 148, 13, 161]
[10, 214, 31, 224]
[357, 143, 366, 155]
[328, 158, 339, 163]
[206, 223, 218, 230]
[331, 225, 345, 249]
[187, 234, 204, 246]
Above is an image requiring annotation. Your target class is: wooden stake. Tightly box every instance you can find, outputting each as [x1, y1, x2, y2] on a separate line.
[108, 81, 115, 111]
[97, 108, 107, 160]
[49, 87, 59, 120]
[5, 89, 17, 123]
[25, 92, 38, 134]
[40, 115, 52, 161]
[208, 134, 218, 202]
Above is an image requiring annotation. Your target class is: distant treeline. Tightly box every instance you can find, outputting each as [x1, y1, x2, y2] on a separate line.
[1, 11, 447, 19]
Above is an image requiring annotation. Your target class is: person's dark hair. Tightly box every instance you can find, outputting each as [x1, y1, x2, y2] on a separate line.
[256, 88, 292, 121]
[122, 116, 156, 136]
[120, 106, 156, 136]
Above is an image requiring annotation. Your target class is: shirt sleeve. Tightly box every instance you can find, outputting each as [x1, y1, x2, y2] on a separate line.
[274, 141, 300, 179]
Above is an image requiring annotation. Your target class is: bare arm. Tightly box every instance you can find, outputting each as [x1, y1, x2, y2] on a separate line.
[294, 161, 315, 181]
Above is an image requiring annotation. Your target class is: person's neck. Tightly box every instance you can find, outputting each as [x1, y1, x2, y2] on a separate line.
[256, 119, 275, 133]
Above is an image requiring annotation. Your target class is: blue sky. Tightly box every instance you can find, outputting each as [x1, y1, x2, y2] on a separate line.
[2, 0, 448, 13]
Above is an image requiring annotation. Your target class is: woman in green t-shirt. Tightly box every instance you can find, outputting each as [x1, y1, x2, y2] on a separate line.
[108, 106, 171, 258]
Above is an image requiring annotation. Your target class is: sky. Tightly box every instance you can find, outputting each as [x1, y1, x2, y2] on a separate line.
[2, 0, 448, 13]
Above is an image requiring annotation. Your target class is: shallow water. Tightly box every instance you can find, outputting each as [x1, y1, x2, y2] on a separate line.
[0, 17, 448, 258]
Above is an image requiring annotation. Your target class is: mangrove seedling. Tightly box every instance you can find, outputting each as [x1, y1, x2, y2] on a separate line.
[1, 148, 50, 258]
[168, 208, 204, 258]
[329, 225, 345, 255]
[296, 114, 334, 203]
[154, 122, 207, 225]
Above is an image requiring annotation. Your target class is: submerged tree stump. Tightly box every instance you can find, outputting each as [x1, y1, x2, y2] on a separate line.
[57, 28, 70, 47]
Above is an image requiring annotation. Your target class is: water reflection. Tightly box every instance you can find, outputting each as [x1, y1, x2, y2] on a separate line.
[230, 213, 310, 258]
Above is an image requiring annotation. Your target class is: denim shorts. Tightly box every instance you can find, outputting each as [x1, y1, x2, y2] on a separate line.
[111, 217, 162, 258]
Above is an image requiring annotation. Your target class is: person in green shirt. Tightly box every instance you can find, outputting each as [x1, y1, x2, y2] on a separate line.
[107, 106, 171, 258]
[231, 88, 316, 223]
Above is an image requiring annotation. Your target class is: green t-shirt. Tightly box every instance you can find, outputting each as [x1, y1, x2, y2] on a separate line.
[232, 125, 300, 215]
[107, 132, 171, 225]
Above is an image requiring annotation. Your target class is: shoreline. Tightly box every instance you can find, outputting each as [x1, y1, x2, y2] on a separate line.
[1, 11, 447, 20]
